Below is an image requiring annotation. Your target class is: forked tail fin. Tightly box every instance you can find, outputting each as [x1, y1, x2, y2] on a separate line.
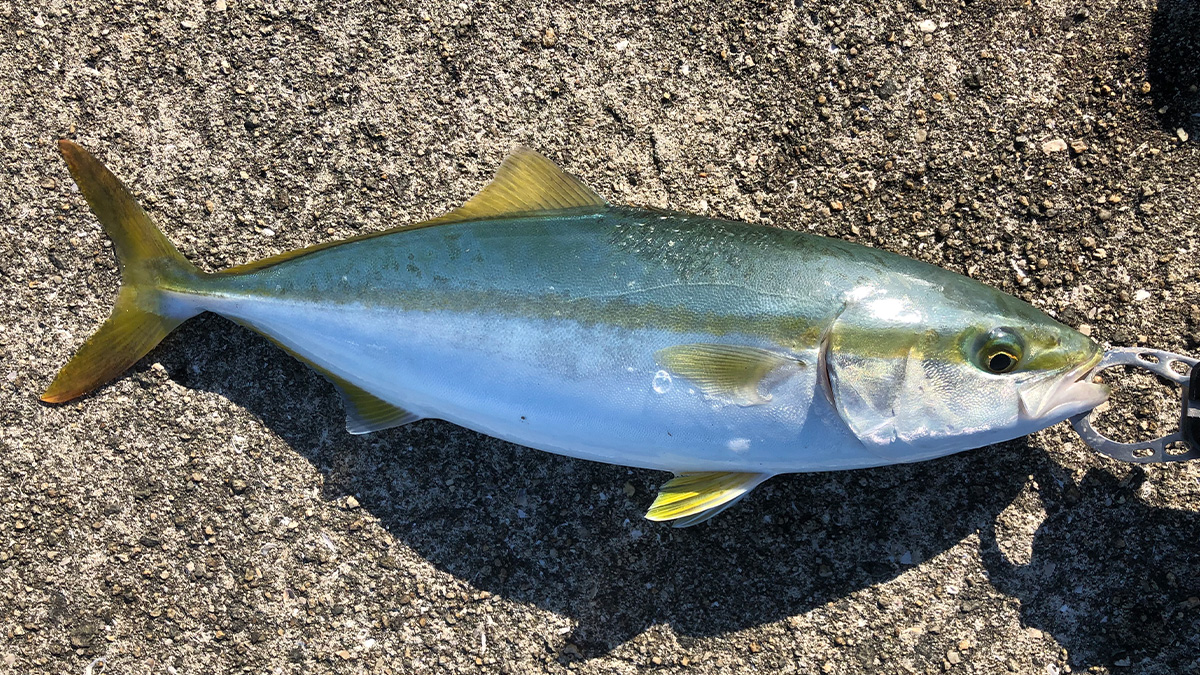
[41, 140, 204, 403]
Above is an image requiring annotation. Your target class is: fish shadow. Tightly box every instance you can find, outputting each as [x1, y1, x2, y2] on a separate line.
[1147, 0, 1200, 139]
[165, 317, 1049, 656]
[980, 464, 1200, 672]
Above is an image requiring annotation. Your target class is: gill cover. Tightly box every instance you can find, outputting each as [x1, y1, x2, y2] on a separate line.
[821, 295, 1019, 459]
[824, 315, 960, 455]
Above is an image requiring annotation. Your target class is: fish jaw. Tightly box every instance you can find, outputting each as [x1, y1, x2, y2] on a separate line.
[1017, 349, 1109, 427]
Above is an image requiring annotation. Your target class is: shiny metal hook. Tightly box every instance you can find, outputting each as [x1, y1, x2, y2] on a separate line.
[1069, 347, 1200, 463]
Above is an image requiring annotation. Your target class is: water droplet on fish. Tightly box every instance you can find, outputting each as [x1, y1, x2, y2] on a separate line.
[652, 370, 672, 394]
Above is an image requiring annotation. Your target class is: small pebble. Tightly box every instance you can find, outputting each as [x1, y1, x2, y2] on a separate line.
[1041, 139, 1068, 154]
[1178, 128, 1190, 142]
[541, 27, 557, 48]
[345, 496, 360, 509]
[918, 19, 937, 33]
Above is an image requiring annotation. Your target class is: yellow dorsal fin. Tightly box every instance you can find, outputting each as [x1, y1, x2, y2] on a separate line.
[222, 147, 606, 275]
[426, 146, 607, 224]
[646, 472, 771, 527]
[655, 344, 803, 406]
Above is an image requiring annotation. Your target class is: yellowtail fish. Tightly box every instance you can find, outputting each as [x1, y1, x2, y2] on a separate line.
[44, 141, 1108, 527]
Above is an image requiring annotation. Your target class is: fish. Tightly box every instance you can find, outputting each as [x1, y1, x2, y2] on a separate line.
[43, 140, 1109, 527]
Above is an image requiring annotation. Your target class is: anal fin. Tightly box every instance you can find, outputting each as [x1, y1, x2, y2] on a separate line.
[645, 472, 771, 528]
[327, 373, 422, 434]
[231, 318, 421, 434]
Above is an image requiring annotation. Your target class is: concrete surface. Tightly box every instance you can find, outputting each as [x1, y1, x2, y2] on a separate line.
[2, 0, 1200, 673]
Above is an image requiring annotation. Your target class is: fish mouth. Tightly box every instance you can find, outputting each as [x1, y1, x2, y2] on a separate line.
[1019, 350, 1109, 423]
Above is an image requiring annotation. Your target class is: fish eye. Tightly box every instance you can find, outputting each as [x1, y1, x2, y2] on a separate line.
[974, 328, 1024, 374]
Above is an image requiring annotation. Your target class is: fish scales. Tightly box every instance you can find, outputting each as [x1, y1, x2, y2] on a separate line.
[177, 208, 874, 473]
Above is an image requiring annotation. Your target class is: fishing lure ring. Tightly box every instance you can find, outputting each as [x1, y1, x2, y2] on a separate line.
[1070, 347, 1200, 463]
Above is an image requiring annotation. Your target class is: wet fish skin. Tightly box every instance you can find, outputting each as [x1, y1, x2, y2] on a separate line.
[43, 142, 1107, 525]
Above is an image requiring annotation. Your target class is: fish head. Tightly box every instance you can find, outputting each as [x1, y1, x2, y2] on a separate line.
[824, 284, 1107, 459]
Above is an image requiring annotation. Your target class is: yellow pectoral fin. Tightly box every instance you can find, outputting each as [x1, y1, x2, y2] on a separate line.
[645, 472, 771, 528]
[655, 344, 803, 405]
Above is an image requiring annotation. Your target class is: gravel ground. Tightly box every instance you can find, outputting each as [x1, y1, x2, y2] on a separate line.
[3, 0, 1200, 673]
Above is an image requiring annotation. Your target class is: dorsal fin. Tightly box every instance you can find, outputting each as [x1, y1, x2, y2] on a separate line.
[222, 147, 606, 275]
[425, 146, 607, 224]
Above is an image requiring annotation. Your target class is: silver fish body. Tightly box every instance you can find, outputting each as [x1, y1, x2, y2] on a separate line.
[45, 143, 1108, 524]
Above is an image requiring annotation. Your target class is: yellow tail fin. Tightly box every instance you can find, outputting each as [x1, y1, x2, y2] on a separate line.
[41, 140, 203, 403]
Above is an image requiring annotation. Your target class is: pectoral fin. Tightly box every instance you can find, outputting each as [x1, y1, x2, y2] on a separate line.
[645, 472, 771, 527]
[655, 344, 802, 405]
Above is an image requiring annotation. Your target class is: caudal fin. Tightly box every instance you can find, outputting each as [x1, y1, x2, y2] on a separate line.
[41, 140, 203, 403]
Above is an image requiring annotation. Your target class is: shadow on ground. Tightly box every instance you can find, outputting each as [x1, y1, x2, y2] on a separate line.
[162, 319, 1200, 665]
[1147, 0, 1200, 138]
[981, 465, 1200, 671]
